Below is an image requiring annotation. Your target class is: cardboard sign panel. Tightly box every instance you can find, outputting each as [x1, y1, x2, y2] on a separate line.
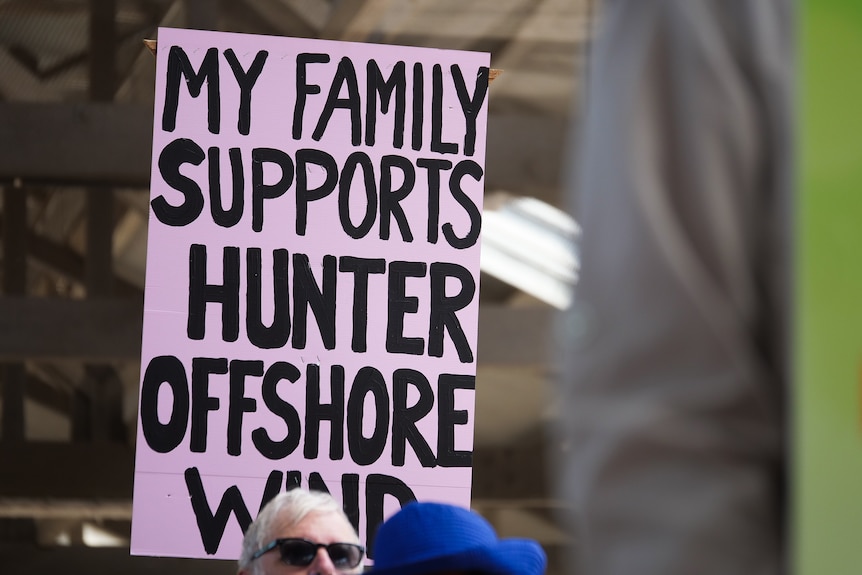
[132, 27, 489, 560]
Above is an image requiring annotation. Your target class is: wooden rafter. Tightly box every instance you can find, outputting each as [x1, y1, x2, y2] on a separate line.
[0, 103, 563, 201]
[0, 298, 552, 365]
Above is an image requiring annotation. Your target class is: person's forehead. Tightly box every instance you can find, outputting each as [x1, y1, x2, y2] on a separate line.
[272, 509, 358, 543]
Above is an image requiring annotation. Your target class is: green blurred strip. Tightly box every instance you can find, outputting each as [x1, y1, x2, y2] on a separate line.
[797, 0, 862, 573]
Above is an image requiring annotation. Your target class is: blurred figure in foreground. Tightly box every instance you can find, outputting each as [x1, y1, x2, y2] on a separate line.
[555, 1, 793, 574]
[371, 501, 547, 575]
[238, 489, 365, 575]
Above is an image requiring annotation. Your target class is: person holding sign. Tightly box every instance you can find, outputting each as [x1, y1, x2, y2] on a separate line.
[370, 501, 547, 575]
[238, 489, 365, 575]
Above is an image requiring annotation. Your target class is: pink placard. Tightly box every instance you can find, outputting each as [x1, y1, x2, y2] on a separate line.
[131, 27, 489, 560]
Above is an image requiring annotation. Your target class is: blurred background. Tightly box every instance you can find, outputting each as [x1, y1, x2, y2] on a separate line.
[0, 0, 592, 572]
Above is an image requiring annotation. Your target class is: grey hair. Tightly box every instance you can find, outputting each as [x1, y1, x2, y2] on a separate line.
[237, 489, 355, 574]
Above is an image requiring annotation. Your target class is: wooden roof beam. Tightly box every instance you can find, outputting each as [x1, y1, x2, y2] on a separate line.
[0, 103, 565, 201]
[0, 297, 554, 365]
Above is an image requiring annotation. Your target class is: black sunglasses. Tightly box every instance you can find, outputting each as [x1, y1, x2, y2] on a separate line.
[252, 538, 365, 569]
